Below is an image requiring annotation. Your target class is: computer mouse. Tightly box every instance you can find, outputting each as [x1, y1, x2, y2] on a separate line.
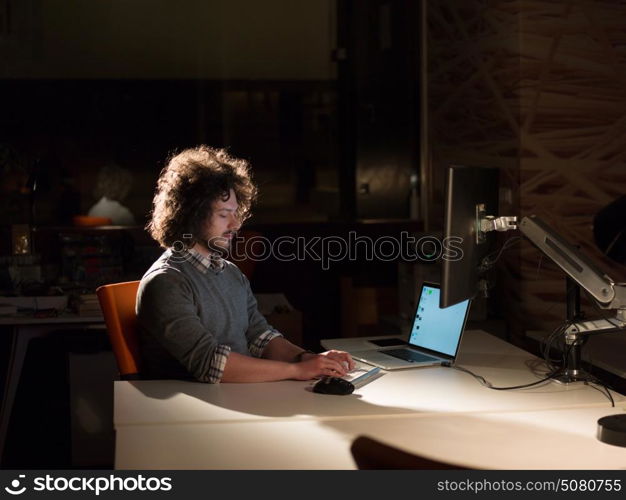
[312, 377, 355, 395]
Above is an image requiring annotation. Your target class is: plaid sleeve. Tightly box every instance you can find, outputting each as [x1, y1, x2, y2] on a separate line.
[248, 329, 283, 358]
[206, 344, 231, 383]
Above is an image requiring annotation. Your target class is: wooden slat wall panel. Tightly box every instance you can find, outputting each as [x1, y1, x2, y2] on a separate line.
[428, 0, 626, 338]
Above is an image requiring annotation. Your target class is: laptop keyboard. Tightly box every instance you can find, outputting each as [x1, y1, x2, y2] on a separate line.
[382, 349, 439, 363]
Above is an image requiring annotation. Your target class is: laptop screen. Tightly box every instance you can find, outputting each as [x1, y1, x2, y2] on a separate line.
[408, 284, 470, 356]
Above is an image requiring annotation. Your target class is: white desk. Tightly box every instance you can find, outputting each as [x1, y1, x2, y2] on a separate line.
[115, 406, 626, 470]
[113, 330, 625, 469]
[115, 331, 622, 427]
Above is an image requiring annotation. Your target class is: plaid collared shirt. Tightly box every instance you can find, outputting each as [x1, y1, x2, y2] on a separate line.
[182, 247, 282, 383]
[184, 247, 226, 274]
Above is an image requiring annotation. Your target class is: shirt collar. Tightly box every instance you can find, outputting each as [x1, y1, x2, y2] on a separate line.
[184, 246, 226, 274]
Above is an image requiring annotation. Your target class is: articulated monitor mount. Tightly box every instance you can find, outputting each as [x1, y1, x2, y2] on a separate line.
[476, 210, 626, 384]
[519, 215, 626, 384]
[473, 205, 518, 298]
[476, 203, 518, 243]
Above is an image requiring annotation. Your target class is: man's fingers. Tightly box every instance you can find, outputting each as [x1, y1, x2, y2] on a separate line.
[346, 354, 356, 370]
[325, 358, 347, 376]
[307, 352, 349, 377]
[319, 351, 356, 373]
[333, 353, 355, 371]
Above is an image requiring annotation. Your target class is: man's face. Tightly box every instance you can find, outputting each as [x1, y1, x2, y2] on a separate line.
[203, 188, 241, 252]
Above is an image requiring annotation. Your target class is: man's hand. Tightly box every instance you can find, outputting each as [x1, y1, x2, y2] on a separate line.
[318, 350, 356, 372]
[291, 350, 355, 380]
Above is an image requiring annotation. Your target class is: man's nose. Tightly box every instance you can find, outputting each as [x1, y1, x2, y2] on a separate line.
[229, 215, 241, 231]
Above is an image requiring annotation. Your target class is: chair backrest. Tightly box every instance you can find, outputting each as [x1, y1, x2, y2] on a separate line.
[96, 280, 141, 379]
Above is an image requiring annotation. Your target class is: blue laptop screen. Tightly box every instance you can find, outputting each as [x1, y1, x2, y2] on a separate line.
[408, 285, 470, 356]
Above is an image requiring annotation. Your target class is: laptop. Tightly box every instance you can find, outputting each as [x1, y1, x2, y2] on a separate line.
[350, 282, 471, 370]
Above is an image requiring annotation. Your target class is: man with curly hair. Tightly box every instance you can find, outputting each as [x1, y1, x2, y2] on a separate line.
[138, 145, 354, 383]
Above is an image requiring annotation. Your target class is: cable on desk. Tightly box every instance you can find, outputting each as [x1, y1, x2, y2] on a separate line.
[440, 320, 570, 391]
[445, 363, 617, 404]
[585, 380, 615, 407]
[444, 327, 618, 403]
[442, 363, 561, 390]
[583, 340, 619, 407]
[538, 298, 620, 406]
[540, 320, 572, 371]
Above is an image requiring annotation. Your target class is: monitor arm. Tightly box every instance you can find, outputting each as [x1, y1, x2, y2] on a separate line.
[476, 209, 626, 322]
[519, 215, 626, 383]
[519, 216, 626, 318]
[476, 203, 518, 244]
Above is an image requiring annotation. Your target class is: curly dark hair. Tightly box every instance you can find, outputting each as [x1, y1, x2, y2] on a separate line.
[147, 146, 257, 248]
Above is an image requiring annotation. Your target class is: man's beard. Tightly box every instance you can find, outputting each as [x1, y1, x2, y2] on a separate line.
[203, 234, 233, 256]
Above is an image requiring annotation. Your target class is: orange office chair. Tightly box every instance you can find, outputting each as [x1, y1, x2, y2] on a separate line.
[96, 280, 142, 380]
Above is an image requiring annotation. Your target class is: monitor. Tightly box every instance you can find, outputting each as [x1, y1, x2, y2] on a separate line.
[440, 165, 500, 308]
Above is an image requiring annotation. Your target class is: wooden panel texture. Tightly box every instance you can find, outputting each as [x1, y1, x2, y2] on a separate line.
[427, 0, 626, 337]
